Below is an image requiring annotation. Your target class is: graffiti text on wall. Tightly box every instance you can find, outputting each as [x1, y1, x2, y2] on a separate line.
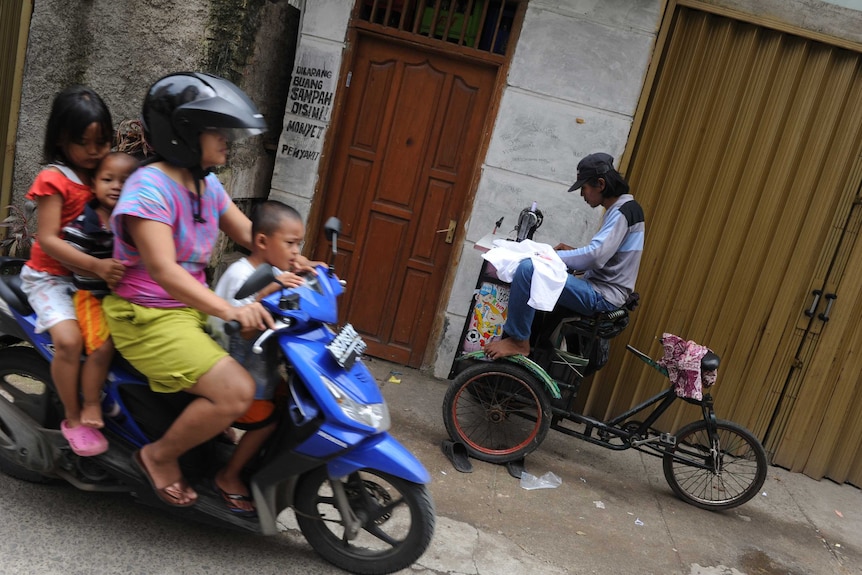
[289, 66, 334, 121]
[280, 144, 320, 161]
[284, 120, 324, 139]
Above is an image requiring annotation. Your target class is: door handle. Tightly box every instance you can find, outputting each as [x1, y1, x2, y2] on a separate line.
[804, 290, 822, 317]
[818, 293, 837, 322]
[436, 219, 457, 244]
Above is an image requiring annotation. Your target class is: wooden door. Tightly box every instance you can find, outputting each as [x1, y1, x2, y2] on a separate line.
[589, 5, 862, 483]
[315, 33, 496, 366]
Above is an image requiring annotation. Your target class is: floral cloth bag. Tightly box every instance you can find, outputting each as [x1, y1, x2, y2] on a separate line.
[657, 333, 717, 401]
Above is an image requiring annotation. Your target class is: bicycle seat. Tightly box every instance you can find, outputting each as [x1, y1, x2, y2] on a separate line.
[701, 351, 720, 372]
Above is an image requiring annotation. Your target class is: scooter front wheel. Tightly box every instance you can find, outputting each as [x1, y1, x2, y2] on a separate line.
[442, 361, 551, 464]
[295, 467, 435, 575]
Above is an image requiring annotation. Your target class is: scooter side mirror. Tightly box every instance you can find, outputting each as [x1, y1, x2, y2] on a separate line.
[234, 264, 277, 301]
[324, 217, 342, 241]
[324, 217, 342, 256]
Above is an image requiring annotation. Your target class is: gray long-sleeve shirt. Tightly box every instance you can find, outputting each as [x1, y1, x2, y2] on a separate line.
[557, 194, 645, 307]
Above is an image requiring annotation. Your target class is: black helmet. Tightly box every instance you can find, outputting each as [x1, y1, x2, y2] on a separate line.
[141, 72, 267, 168]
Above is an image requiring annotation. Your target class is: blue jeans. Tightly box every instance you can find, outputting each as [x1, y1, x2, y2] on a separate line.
[503, 259, 617, 341]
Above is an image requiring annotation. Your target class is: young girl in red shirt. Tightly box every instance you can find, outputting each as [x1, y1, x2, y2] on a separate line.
[20, 86, 125, 456]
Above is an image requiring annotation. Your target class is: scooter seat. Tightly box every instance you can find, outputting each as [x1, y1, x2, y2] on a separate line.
[0, 258, 33, 316]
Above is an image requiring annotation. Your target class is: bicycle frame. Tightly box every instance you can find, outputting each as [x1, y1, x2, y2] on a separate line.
[543, 343, 720, 468]
[446, 282, 768, 510]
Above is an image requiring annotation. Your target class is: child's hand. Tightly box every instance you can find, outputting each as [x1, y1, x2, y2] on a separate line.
[275, 271, 305, 289]
[292, 254, 326, 275]
[96, 258, 126, 289]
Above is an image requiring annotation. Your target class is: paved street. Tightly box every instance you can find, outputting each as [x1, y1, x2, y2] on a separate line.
[0, 357, 860, 575]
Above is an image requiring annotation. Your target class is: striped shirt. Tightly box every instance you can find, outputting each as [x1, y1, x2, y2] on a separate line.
[110, 166, 230, 308]
[63, 200, 113, 296]
[558, 194, 645, 307]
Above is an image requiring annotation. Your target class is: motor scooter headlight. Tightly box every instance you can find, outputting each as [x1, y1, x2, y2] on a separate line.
[320, 376, 391, 432]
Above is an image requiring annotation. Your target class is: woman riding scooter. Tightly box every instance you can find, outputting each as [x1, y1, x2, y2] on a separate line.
[102, 72, 278, 508]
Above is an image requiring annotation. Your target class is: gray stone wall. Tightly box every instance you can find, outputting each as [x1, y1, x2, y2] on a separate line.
[11, 0, 298, 209]
[709, 0, 862, 44]
[12, 1, 207, 201]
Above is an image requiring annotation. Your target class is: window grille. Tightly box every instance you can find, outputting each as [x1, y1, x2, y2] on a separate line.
[357, 0, 519, 55]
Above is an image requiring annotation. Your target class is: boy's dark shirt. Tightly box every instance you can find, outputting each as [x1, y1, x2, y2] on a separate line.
[62, 199, 113, 297]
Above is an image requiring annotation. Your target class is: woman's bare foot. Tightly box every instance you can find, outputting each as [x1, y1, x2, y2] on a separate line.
[138, 445, 198, 505]
[484, 338, 530, 360]
[81, 401, 104, 429]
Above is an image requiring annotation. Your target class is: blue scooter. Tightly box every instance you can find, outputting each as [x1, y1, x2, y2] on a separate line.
[0, 217, 435, 575]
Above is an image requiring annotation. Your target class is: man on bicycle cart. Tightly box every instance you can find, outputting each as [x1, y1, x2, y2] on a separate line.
[484, 152, 645, 360]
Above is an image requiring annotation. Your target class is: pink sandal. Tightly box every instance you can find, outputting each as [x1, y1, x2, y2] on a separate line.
[60, 420, 108, 456]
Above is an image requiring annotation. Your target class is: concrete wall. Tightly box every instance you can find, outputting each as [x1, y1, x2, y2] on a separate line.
[11, 0, 298, 212]
[12, 0, 206, 201]
[269, 0, 352, 221]
[709, 0, 862, 44]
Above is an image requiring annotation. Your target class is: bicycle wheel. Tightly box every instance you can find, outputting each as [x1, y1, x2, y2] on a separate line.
[442, 362, 551, 464]
[663, 418, 767, 511]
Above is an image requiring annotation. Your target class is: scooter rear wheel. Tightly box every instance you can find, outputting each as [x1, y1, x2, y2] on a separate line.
[295, 467, 435, 575]
[442, 361, 551, 464]
[0, 346, 61, 483]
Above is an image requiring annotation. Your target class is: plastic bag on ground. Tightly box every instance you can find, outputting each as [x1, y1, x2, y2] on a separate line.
[519, 471, 562, 490]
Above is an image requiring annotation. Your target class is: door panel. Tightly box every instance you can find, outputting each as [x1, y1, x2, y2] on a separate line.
[315, 33, 496, 366]
[772, 158, 862, 482]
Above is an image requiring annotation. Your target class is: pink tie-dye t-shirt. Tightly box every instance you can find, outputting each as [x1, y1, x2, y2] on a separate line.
[110, 166, 230, 308]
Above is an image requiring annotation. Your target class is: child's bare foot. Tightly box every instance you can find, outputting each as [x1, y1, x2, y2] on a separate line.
[81, 401, 104, 429]
[484, 338, 530, 360]
[214, 470, 255, 515]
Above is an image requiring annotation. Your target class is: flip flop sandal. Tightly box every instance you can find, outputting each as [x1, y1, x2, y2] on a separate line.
[441, 439, 473, 473]
[506, 457, 526, 480]
[132, 450, 197, 508]
[211, 479, 257, 518]
[60, 420, 108, 457]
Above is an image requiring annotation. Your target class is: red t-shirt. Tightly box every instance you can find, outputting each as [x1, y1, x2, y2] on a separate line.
[25, 169, 94, 276]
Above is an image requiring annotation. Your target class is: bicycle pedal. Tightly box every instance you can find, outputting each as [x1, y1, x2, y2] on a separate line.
[660, 433, 676, 447]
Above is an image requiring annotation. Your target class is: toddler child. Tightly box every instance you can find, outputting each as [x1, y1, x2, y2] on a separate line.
[63, 151, 138, 429]
[209, 200, 315, 515]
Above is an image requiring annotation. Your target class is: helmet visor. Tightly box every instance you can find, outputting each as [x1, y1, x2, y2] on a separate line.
[205, 126, 265, 142]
